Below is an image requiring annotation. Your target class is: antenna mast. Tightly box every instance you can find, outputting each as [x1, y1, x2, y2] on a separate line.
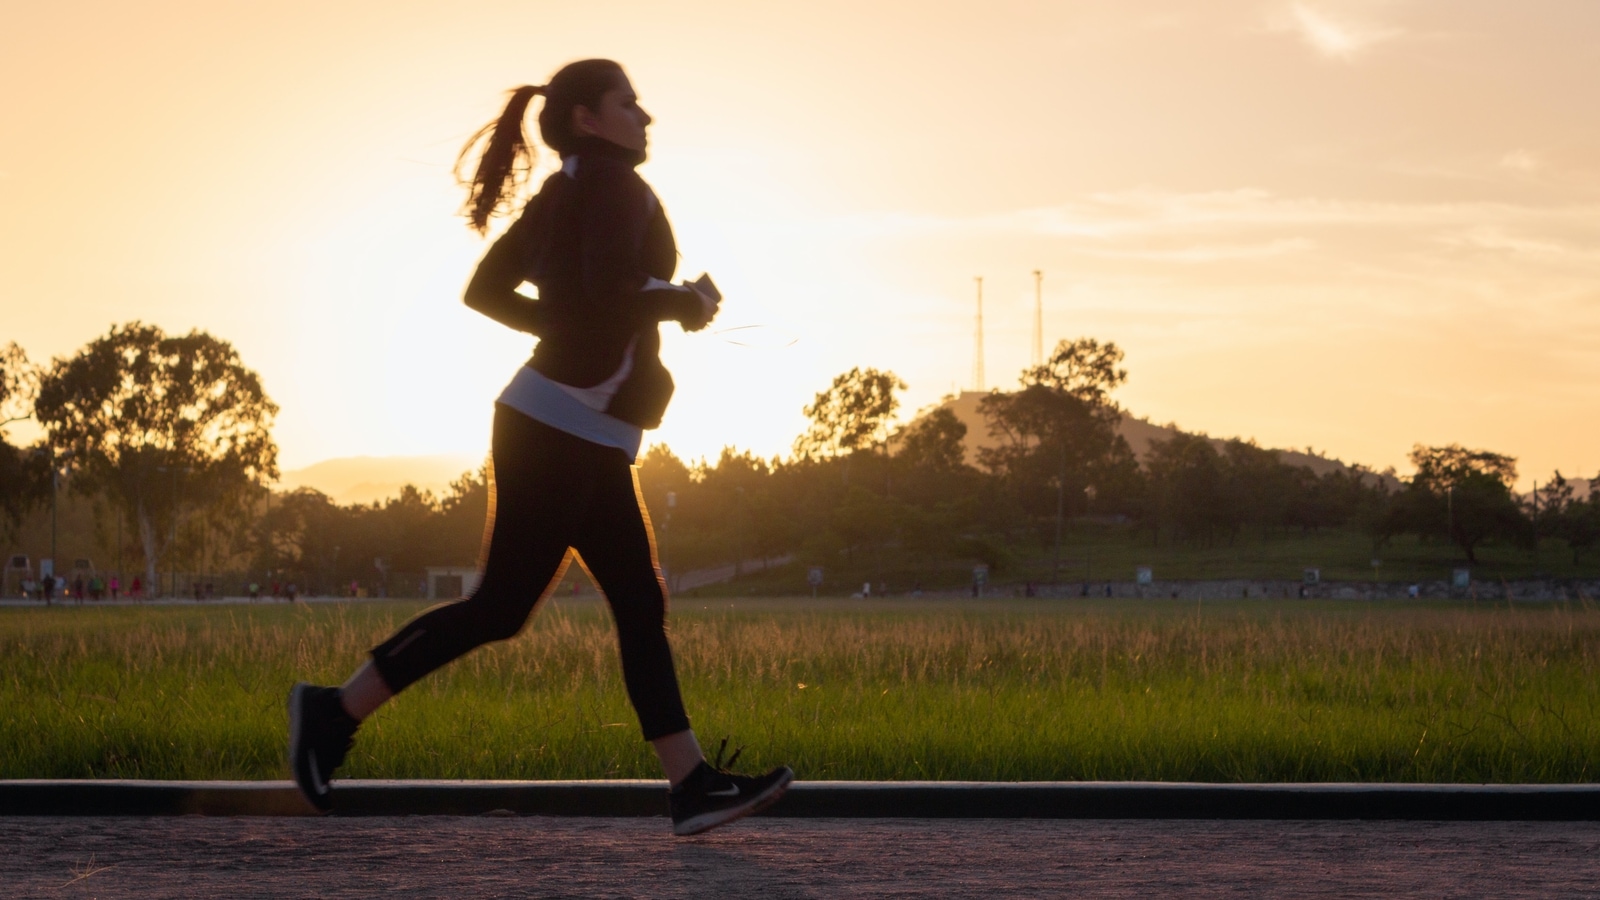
[974, 276, 985, 392]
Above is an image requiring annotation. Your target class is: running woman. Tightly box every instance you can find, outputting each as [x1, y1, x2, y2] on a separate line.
[289, 59, 792, 836]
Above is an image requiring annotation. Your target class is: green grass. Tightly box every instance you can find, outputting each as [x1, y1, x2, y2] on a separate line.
[2, 597, 1598, 782]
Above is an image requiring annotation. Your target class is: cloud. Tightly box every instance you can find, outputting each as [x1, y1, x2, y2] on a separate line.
[836, 189, 1600, 243]
[1499, 149, 1541, 173]
[1278, 2, 1402, 61]
[1073, 238, 1315, 264]
[1437, 228, 1600, 263]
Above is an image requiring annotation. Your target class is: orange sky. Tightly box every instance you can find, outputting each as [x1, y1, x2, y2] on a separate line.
[4, 1, 1598, 487]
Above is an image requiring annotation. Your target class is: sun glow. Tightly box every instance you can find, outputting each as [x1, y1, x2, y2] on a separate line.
[4, 0, 1599, 487]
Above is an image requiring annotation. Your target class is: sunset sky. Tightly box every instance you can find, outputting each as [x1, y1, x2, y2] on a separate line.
[4, 1, 1597, 488]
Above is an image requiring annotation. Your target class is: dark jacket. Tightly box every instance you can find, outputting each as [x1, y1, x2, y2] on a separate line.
[465, 137, 701, 429]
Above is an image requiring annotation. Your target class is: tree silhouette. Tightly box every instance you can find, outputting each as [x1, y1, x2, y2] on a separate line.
[35, 323, 279, 594]
[1539, 471, 1600, 564]
[1143, 432, 1226, 544]
[0, 343, 47, 532]
[1023, 337, 1128, 409]
[980, 337, 1133, 528]
[895, 407, 968, 472]
[794, 367, 906, 460]
[1398, 444, 1528, 563]
[0, 342, 38, 432]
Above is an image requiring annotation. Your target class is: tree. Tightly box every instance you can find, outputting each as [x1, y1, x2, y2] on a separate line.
[829, 486, 896, 566]
[437, 464, 491, 567]
[974, 338, 1137, 576]
[0, 342, 48, 531]
[0, 342, 37, 433]
[699, 447, 773, 574]
[1540, 471, 1600, 565]
[637, 444, 694, 519]
[1397, 444, 1528, 563]
[794, 367, 906, 459]
[1023, 337, 1128, 409]
[980, 385, 1115, 477]
[1217, 439, 1297, 539]
[35, 323, 279, 594]
[256, 488, 344, 593]
[1410, 444, 1518, 488]
[895, 406, 969, 472]
[1143, 432, 1226, 544]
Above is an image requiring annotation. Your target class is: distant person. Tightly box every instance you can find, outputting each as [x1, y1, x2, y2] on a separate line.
[286, 582, 298, 603]
[109, 576, 120, 600]
[73, 575, 85, 604]
[129, 576, 142, 601]
[21, 577, 35, 601]
[249, 582, 260, 601]
[289, 60, 790, 836]
[41, 576, 54, 604]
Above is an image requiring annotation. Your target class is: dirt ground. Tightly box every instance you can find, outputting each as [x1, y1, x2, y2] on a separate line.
[4, 816, 1599, 899]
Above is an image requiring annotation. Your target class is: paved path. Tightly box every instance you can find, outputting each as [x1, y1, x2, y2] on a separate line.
[6, 816, 1599, 898]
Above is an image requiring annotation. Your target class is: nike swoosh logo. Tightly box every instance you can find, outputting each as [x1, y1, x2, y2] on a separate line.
[308, 749, 329, 795]
[708, 785, 740, 797]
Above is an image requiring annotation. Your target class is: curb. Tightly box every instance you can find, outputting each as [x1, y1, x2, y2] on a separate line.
[2, 780, 1598, 820]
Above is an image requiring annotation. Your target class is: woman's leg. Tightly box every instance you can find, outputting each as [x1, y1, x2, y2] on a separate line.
[570, 450, 701, 783]
[338, 662, 392, 721]
[361, 408, 578, 711]
[291, 408, 579, 812]
[650, 729, 705, 786]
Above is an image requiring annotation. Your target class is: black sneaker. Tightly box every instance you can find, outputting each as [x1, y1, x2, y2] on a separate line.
[288, 683, 359, 812]
[669, 744, 794, 836]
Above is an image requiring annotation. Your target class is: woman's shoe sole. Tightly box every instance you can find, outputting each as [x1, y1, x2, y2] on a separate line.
[672, 769, 795, 836]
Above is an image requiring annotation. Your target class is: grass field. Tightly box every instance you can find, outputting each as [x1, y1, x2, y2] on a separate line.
[2, 597, 1597, 783]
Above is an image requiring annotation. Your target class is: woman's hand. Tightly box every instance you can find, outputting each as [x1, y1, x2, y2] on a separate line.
[679, 282, 721, 332]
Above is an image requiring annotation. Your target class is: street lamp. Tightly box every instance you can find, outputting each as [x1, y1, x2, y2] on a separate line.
[1084, 484, 1097, 585]
[1446, 484, 1454, 558]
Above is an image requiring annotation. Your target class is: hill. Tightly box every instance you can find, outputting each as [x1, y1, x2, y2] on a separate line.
[277, 454, 479, 506]
[932, 391, 1382, 481]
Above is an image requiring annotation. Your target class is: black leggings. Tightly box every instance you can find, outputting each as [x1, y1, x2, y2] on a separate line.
[369, 405, 690, 740]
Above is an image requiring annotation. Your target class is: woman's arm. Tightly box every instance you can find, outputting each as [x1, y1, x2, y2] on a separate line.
[579, 166, 707, 329]
[463, 210, 546, 335]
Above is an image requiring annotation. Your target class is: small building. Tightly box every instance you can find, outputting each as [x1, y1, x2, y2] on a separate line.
[4, 555, 30, 598]
[425, 566, 481, 601]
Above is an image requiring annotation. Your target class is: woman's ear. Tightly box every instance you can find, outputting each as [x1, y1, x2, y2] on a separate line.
[571, 104, 598, 138]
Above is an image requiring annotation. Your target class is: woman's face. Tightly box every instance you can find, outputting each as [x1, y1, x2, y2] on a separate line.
[573, 75, 652, 152]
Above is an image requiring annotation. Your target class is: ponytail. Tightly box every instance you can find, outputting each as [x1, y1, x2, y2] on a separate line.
[456, 84, 543, 235]
[456, 61, 626, 235]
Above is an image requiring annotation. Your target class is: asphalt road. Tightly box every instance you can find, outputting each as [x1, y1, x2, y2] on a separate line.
[5, 816, 1600, 898]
